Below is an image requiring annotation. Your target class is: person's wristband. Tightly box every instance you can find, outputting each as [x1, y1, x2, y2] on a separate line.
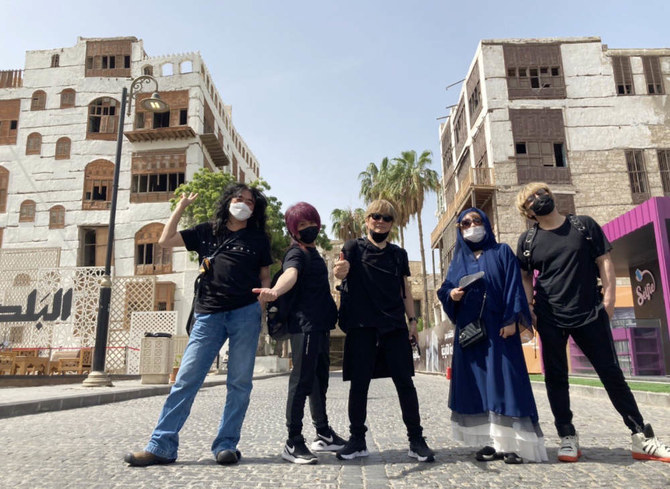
[408, 317, 417, 323]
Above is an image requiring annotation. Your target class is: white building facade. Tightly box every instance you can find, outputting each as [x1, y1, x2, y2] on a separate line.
[0, 36, 261, 338]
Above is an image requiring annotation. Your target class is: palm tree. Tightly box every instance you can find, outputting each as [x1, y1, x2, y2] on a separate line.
[359, 158, 409, 247]
[330, 208, 366, 242]
[391, 150, 439, 328]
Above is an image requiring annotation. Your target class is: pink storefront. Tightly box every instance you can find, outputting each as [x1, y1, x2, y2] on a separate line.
[569, 197, 670, 377]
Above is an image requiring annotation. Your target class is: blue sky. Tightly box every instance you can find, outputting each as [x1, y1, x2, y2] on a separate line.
[2, 1, 669, 264]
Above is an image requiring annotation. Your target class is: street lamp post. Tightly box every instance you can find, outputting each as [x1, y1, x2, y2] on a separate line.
[83, 76, 169, 387]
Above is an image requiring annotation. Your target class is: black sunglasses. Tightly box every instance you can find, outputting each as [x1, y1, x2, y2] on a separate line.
[460, 217, 483, 229]
[369, 213, 393, 223]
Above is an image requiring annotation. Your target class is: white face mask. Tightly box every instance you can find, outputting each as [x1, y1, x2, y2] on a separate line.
[229, 201, 252, 221]
[462, 225, 486, 243]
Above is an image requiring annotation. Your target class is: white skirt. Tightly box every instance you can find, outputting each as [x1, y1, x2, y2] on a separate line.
[451, 411, 548, 463]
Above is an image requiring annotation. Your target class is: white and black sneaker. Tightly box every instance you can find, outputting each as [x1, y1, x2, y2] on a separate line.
[632, 424, 670, 463]
[408, 437, 435, 462]
[311, 427, 347, 452]
[282, 437, 318, 465]
[336, 436, 369, 460]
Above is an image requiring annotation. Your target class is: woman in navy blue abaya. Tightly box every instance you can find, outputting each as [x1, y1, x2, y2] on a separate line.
[437, 208, 547, 463]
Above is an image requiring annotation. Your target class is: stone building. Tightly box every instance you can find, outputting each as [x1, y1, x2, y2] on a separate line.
[430, 36, 670, 375]
[0, 37, 261, 363]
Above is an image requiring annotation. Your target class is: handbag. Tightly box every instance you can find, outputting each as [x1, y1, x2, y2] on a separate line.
[458, 292, 487, 348]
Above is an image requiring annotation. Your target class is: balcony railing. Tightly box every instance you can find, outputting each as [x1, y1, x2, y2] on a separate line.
[517, 166, 571, 184]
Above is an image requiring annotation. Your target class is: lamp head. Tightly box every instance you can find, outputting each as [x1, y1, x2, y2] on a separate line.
[141, 92, 169, 113]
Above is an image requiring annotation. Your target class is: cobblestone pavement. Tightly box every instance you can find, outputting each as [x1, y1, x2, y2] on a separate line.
[0, 373, 668, 488]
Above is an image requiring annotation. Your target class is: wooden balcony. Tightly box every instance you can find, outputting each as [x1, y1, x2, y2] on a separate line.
[0, 70, 22, 88]
[517, 165, 571, 184]
[198, 132, 230, 167]
[125, 126, 196, 143]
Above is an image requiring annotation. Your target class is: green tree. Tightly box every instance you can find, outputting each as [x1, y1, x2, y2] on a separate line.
[391, 150, 439, 328]
[330, 207, 366, 242]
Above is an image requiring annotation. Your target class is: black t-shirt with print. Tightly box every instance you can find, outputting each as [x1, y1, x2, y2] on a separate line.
[181, 222, 273, 313]
[283, 246, 337, 333]
[342, 237, 410, 333]
[516, 215, 612, 328]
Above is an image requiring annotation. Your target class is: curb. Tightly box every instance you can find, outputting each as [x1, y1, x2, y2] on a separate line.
[0, 372, 289, 420]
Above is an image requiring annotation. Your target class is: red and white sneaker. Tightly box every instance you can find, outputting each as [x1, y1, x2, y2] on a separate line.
[558, 434, 581, 462]
[632, 424, 670, 462]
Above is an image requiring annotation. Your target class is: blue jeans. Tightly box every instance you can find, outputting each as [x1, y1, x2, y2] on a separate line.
[145, 301, 262, 459]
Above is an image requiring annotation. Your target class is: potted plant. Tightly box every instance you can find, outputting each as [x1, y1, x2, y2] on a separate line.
[170, 354, 182, 383]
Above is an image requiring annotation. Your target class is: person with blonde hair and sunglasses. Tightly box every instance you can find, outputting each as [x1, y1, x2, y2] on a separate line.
[333, 199, 435, 462]
[515, 182, 670, 464]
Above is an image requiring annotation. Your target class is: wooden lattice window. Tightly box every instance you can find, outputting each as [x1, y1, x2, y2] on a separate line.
[80, 227, 109, 266]
[135, 223, 172, 275]
[55, 137, 71, 160]
[642, 57, 664, 95]
[31, 90, 46, 110]
[26, 132, 42, 155]
[51, 55, 60, 68]
[83, 159, 114, 210]
[49, 205, 65, 229]
[625, 150, 650, 204]
[60, 89, 76, 108]
[19, 200, 36, 222]
[612, 57, 634, 95]
[0, 167, 8, 213]
[87, 97, 118, 139]
[657, 150, 670, 196]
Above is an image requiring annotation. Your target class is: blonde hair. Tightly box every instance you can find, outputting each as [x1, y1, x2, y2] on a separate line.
[365, 199, 397, 221]
[515, 182, 554, 218]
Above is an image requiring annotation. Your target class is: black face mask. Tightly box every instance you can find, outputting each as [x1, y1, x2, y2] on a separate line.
[530, 194, 555, 216]
[370, 231, 389, 243]
[297, 226, 319, 244]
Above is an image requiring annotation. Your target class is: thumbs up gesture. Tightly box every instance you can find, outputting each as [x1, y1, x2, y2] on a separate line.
[333, 251, 350, 280]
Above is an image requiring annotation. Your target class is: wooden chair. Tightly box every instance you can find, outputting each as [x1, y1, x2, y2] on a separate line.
[49, 348, 94, 375]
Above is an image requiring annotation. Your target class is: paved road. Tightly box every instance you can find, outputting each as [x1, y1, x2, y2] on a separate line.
[1, 373, 668, 488]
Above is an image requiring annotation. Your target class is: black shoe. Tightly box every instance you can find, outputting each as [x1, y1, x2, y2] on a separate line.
[475, 446, 504, 462]
[503, 452, 523, 464]
[336, 436, 369, 460]
[282, 437, 318, 465]
[408, 437, 435, 462]
[216, 449, 242, 465]
[124, 450, 176, 467]
[311, 427, 347, 452]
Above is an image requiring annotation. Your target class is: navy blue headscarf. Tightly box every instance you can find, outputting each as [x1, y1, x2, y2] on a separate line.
[437, 208, 532, 332]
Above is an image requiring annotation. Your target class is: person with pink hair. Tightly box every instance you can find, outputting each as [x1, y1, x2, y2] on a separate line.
[254, 202, 345, 464]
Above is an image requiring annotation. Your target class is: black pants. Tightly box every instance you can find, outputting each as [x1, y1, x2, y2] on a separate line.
[346, 327, 422, 441]
[538, 308, 644, 436]
[286, 330, 331, 439]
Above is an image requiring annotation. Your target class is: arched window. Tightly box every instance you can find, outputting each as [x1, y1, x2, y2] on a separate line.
[13, 273, 31, 287]
[0, 167, 8, 213]
[51, 54, 60, 68]
[19, 200, 36, 222]
[31, 90, 46, 110]
[49, 205, 65, 229]
[55, 137, 71, 160]
[87, 97, 119, 139]
[82, 160, 114, 210]
[60, 88, 76, 108]
[135, 223, 172, 275]
[142, 65, 153, 76]
[26, 132, 42, 155]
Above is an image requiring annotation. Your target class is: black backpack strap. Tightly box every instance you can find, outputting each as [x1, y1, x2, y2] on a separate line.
[521, 223, 539, 272]
[567, 214, 596, 259]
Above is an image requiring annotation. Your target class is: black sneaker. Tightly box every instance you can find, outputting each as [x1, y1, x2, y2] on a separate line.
[408, 437, 435, 462]
[336, 436, 369, 460]
[282, 437, 318, 465]
[311, 427, 347, 452]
